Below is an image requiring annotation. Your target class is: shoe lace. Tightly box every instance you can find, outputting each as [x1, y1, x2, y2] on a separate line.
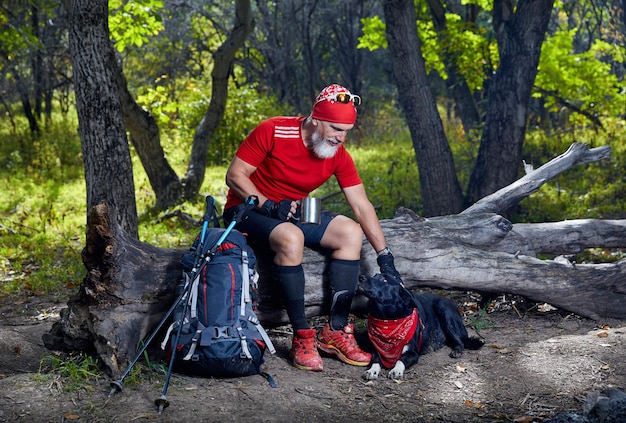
[329, 328, 358, 349]
[295, 335, 317, 354]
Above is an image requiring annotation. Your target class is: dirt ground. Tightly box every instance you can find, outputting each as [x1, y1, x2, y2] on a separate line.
[1, 292, 625, 423]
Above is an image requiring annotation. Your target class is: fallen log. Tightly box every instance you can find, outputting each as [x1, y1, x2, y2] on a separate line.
[44, 142, 626, 376]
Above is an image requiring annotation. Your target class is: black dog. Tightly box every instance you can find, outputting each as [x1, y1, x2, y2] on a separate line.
[358, 273, 484, 380]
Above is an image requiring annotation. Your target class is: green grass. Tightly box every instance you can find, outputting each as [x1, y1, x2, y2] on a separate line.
[468, 309, 495, 331]
[38, 352, 102, 392]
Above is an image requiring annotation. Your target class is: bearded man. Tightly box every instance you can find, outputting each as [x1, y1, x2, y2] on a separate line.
[223, 84, 401, 372]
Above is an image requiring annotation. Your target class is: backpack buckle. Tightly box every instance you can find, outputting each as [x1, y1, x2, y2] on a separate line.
[213, 326, 232, 339]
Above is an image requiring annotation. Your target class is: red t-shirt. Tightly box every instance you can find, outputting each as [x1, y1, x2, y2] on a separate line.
[224, 116, 362, 209]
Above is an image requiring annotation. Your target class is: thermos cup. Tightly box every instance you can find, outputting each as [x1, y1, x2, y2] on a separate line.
[300, 197, 321, 224]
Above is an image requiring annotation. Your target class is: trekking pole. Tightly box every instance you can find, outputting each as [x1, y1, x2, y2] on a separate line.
[154, 195, 258, 414]
[107, 196, 218, 399]
[107, 282, 189, 398]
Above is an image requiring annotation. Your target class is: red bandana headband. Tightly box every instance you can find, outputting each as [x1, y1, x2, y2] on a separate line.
[311, 84, 358, 125]
[367, 308, 421, 369]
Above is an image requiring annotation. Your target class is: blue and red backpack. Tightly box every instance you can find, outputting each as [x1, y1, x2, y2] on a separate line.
[161, 227, 276, 384]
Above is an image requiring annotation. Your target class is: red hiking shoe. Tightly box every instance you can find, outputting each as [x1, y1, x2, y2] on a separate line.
[290, 328, 323, 371]
[317, 323, 372, 367]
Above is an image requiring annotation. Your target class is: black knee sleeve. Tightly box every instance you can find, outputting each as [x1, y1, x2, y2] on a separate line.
[328, 259, 360, 330]
[274, 265, 308, 330]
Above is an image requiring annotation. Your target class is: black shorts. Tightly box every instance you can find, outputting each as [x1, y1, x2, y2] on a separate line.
[223, 206, 337, 251]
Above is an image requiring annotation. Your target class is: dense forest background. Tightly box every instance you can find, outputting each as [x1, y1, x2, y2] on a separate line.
[0, 0, 625, 296]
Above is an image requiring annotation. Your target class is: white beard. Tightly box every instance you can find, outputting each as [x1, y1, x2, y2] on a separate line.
[310, 131, 340, 159]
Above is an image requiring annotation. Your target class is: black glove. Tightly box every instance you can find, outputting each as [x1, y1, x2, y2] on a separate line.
[377, 251, 402, 285]
[261, 199, 300, 221]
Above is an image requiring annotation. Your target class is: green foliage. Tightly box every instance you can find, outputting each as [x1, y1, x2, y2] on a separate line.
[0, 15, 38, 64]
[534, 29, 626, 125]
[135, 74, 291, 168]
[358, 16, 387, 50]
[313, 140, 422, 219]
[357, 2, 623, 127]
[0, 114, 85, 298]
[461, 0, 492, 9]
[188, 82, 292, 166]
[357, 7, 496, 92]
[435, 16, 497, 91]
[109, 0, 165, 52]
[468, 309, 495, 331]
[515, 118, 626, 223]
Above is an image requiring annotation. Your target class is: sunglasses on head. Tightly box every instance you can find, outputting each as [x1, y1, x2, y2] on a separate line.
[318, 92, 362, 106]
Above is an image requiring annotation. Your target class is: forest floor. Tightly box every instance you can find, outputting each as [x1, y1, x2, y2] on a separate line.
[1, 291, 625, 423]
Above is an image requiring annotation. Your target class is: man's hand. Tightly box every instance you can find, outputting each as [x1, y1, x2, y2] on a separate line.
[377, 252, 402, 285]
[261, 199, 300, 221]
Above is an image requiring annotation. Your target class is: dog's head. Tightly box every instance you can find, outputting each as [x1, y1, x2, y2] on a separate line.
[358, 273, 415, 320]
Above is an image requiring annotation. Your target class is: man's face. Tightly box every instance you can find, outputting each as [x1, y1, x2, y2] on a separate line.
[310, 120, 354, 159]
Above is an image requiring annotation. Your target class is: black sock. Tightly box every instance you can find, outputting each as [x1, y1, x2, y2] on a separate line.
[328, 259, 359, 330]
[274, 265, 309, 331]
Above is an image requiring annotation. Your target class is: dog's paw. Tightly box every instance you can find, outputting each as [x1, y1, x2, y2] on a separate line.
[363, 363, 381, 380]
[388, 361, 406, 380]
[449, 347, 463, 358]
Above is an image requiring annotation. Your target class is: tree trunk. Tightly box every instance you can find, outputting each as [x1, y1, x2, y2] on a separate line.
[44, 142, 625, 377]
[113, 56, 183, 209]
[182, 0, 255, 199]
[65, 0, 139, 238]
[10, 68, 39, 135]
[383, 0, 464, 216]
[109, 0, 254, 209]
[426, 0, 481, 137]
[466, 0, 555, 205]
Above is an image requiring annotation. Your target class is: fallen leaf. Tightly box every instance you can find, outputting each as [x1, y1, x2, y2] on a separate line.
[456, 364, 466, 373]
[489, 343, 503, 349]
[596, 331, 609, 338]
[464, 399, 484, 409]
[513, 416, 537, 423]
[63, 413, 80, 420]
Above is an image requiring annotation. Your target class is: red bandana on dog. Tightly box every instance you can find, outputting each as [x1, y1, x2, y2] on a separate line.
[367, 308, 420, 369]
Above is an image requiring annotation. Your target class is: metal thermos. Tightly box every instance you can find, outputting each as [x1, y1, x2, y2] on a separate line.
[300, 197, 321, 224]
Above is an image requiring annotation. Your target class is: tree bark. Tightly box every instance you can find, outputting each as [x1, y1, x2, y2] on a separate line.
[65, 0, 139, 238]
[466, 0, 555, 205]
[383, 0, 465, 216]
[44, 142, 625, 377]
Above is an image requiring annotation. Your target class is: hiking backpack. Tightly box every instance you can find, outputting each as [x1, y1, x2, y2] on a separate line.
[161, 225, 276, 381]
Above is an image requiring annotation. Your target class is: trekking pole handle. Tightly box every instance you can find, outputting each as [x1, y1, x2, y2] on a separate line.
[237, 195, 258, 223]
[199, 196, 216, 246]
[212, 195, 258, 250]
[203, 195, 216, 223]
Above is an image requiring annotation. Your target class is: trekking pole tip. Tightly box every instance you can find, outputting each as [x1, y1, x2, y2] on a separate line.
[108, 380, 123, 398]
[155, 395, 169, 414]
